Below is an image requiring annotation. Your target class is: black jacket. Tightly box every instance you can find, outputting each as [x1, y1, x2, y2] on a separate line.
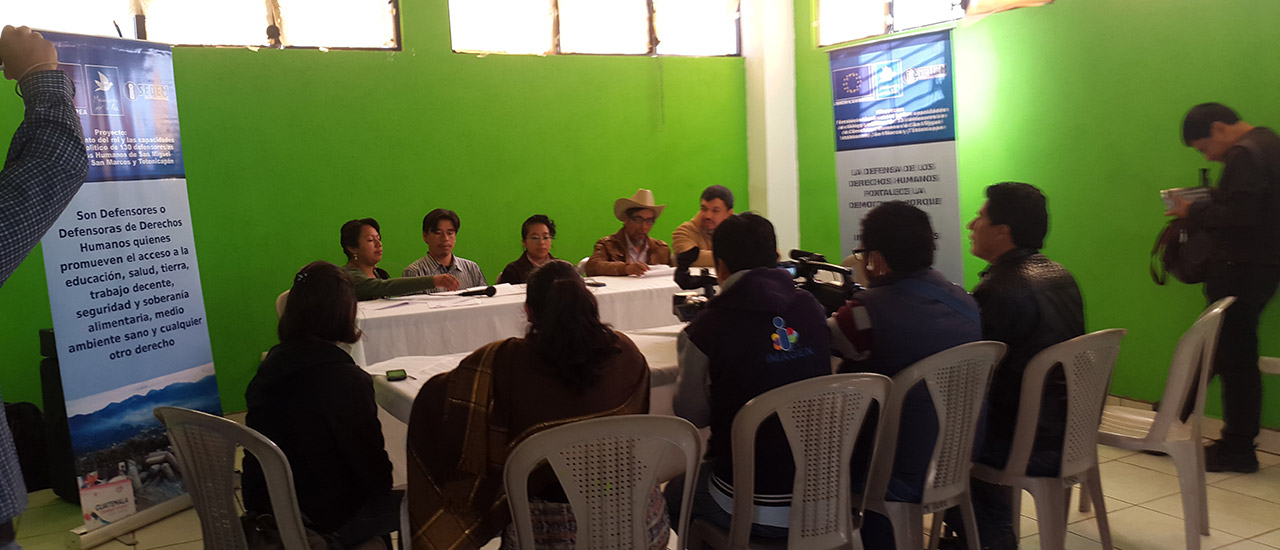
[241, 336, 392, 530]
[973, 249, 1085, 467]
[1189, 127, 1280, 266]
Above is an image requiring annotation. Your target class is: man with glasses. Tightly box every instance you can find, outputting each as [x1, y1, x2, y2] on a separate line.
[828, 201, 980, 548]
[584, 188, 675, 276]
[1167, 103, 1280, 473]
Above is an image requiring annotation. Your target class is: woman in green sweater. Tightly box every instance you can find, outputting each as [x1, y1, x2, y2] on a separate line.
[341, 218, 460, 300]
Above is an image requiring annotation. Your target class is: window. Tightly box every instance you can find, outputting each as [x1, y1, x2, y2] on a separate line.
[276, 0, 398, 49]
[818, 0, 963, 47]
[144, 0, 266, 47]
[1, 0, 399, 50]
[0, 1, 130, 39]
[450, 0, 740, 57]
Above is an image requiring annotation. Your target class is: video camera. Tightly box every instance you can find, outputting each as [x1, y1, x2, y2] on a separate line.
[673, 247, 862, 322]
[673, 247, 716, 322]
[778, 249, 861, 316]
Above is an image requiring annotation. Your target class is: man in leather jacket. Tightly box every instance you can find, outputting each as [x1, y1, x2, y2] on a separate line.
[961, 182, 1085, 550]
[1168, 103, 1280, 473]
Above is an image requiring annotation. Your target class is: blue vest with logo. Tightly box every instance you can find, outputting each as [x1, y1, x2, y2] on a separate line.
[684, 267, 831, 502]
[840, 269, 980, 499]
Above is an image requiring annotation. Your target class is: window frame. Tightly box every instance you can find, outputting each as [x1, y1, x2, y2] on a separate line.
[817, 0, 964, 48]
[132, 0, 403, 51]
[451, 0, 742, 58]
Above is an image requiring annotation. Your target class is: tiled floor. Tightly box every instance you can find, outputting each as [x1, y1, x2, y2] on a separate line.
[1005, 446, 1280, 550]
[14, 445, 1280, 549]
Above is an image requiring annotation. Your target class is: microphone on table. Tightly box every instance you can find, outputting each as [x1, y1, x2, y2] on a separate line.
[458, 286, 497, 297]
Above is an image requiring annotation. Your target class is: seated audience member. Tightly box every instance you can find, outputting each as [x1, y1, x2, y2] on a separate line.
[242, 261, 401, 548]
[403, 208, 487, 290]
[407, 260, 660, 550]
[828, 201, 980, 548]
[666, 213, 830, 538]
[340, 217, 459, 300]
[584, 188, 675, 276]
[672, 185, 734, 268]
[949, 182, 1085, 550]
[496, 214, 557, 285]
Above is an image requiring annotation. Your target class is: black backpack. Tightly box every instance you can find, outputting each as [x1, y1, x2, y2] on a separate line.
[1151, 168, 1214, 286]
[3, 401, 50, 492]
[1151, 217, 1212, 285]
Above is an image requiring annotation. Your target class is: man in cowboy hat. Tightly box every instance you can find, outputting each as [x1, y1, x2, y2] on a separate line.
[584, 188, 675, 276]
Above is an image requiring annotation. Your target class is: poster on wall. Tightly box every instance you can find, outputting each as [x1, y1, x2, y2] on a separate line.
[38, 32, 219, 531]
[829, 30, 964, 283]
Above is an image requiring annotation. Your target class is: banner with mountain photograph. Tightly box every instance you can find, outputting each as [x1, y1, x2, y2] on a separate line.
[39, 32, 220, 531]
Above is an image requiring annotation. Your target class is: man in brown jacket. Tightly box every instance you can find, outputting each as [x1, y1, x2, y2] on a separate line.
[672, 185, 735, 268]
[584, 188, 675, 276]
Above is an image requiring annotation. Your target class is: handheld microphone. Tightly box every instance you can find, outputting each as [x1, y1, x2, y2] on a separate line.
[458, 286, 497, 297]
[789, 249, 827, 262]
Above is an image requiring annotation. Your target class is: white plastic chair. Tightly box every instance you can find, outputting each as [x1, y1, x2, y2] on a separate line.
[503, 414, 703, 550]
[577, 257, 590, 275]
[153, 406, 312, 550]
[1092, 297, 1233, 550]
[855, 341, 1007, 550]
[970, 329, 1127, 550]
[687, 373, 893, 550]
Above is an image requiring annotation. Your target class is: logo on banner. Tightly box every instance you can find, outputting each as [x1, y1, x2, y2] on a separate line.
[58, 64, 90, 115]
[904, 64, 948, 85]
[124, 80, 174, 102]
[872, 60, 903, 99]
[833, 65, 874, 104]
[86, 65, 122, 116]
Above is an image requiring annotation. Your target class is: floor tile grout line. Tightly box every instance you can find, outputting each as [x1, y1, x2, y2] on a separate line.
[1134, 501, 1260, 540]
[1248, 527, 1280, 549]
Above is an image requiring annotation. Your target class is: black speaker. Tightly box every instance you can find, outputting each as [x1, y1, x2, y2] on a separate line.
[38, 329, 79, 505]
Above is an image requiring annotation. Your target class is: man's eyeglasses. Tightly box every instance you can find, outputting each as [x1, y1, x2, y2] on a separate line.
[526, 235, 553, 242]
[851, 249, 867, 262]
[629, 216, 657, 226]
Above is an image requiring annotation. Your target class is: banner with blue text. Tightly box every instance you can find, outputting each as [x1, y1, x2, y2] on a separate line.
[39, 32, 219, 531]
[830, 31, 963, 284]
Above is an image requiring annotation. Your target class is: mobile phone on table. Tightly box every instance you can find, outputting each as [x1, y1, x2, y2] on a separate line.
[386, 369, 407, 382]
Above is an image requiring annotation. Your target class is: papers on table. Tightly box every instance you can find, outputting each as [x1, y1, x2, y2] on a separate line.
[639, 265, 676, 279]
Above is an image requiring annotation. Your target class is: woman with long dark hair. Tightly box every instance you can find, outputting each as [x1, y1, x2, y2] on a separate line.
[242, 261, 401, 547]
[406, 260, 662, 550]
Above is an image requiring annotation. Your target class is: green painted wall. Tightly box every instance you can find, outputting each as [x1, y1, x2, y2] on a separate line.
[796, 0, 1280, 426]
[0, 0, 746, 412]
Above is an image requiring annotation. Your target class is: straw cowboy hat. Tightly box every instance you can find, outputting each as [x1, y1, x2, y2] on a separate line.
[613, 188, 666, 222]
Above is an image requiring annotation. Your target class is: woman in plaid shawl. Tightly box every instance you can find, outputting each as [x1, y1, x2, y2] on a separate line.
[407, 260, 664, 550]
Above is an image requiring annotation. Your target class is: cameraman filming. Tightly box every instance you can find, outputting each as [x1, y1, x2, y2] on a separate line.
[828, 201, 980, 548]
[665, 212, 830, 539]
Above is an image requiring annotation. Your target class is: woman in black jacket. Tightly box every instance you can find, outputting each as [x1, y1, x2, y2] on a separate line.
[241, 261, 399, 548]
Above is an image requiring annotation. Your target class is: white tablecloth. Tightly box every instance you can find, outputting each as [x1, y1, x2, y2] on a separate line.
[363, 324, 686, 486]
[350, 275, 683, 366]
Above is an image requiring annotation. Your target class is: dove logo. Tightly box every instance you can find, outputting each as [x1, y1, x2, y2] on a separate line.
[93, 71, 113, 93]
[86, 65, 123, 116]
[870, 59, 904, 100]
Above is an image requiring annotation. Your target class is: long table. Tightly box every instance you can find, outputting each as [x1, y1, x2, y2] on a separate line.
[350, 273, 683, 366]
[362, 324, 686, 486]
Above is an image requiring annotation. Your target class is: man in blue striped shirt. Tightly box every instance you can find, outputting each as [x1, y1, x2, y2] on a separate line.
[0, 25, 90, 549]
